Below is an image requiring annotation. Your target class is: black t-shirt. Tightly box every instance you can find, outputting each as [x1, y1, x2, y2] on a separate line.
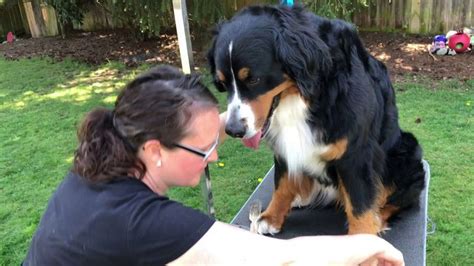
[24, 172, 215, 265]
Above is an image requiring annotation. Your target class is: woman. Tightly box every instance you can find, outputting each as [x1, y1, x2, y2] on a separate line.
[24, 65, 404, 265]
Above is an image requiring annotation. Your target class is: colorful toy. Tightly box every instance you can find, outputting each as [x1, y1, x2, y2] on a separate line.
[448, 32, 471, 53]
[446, 30, 458, 40]
[465, 27, 474, 48]
[430, 34, 456, 55]
[434, 34, 447, 43]
[6, 32, 14, 43]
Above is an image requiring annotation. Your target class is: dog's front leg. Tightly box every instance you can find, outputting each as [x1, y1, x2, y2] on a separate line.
[252, 173, 297, 235]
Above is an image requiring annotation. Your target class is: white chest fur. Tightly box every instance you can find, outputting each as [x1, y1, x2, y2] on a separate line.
[267, 95, 331, 182]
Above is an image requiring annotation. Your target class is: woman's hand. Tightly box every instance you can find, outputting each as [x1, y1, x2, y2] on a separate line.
[287, 234, 404, 266]
[338, 234, 404, 266]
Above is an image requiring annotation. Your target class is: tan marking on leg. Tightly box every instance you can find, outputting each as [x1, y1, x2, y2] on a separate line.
[248, 80, 296, 129]
[376, 185, 397, 225]
[338, 177, 382, 234]
[260, 174, 311, 231]
[294, 175, 315, 200]
[320, 138, 348, 161]
[237, 67, 250, 81]
[376, 185, 395, 208]
[346, 209, 381, 235]
[216, 70, 225, 82]
[380, 204, 400, 222]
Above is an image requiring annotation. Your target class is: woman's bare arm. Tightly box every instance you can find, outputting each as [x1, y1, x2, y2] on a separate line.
[169, 221, 404, 265]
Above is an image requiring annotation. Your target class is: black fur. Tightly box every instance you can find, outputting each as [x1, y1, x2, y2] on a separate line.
[208, 5, 425, 230]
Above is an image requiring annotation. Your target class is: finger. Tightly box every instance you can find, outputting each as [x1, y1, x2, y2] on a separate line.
[349, 235, 404, 266]
[374, 250, 404, 266]
[360, 257, 378, 266]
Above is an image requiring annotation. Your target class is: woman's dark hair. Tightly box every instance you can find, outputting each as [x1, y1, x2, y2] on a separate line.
[73, 65, 218, 182]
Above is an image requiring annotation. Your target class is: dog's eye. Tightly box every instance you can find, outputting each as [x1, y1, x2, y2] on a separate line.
[247, 77, 260, 86]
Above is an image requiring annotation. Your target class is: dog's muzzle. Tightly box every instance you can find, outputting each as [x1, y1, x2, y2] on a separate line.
[225, 94, 281, 139]
[225, 112, 247, 138]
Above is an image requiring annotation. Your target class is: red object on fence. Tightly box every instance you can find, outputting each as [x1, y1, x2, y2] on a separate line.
[6, 32, 14, 43]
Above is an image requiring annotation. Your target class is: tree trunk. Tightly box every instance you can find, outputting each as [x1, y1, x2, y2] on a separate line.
[31, 0, 47, 36]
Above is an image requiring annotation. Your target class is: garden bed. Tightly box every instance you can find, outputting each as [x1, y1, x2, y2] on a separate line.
[1, 29, 472, 82]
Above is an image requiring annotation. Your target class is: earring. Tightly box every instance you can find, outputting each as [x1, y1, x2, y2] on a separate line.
[156, 160, 162, 167]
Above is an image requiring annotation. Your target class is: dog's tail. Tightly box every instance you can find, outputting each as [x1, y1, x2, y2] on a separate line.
[385, 131, 426, 210]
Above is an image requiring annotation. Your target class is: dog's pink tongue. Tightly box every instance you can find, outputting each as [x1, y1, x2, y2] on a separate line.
[242, 131, 262, 150]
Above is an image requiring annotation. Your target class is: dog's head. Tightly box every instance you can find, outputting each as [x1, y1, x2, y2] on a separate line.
[207, 5, 332, 147]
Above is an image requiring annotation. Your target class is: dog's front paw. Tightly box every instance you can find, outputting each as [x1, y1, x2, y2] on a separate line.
[250, 214, 282, 235]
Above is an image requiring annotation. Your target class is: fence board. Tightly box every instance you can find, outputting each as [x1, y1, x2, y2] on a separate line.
[79, 5, 118, 31]
[421, 0, 432, 33]
[467, 0, 474, 27]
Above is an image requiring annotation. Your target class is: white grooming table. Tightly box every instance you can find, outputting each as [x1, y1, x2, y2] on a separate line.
[231, 160, 430, 266]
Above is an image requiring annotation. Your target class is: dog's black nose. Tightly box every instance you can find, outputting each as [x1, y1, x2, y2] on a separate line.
[225, 121, 247, 138]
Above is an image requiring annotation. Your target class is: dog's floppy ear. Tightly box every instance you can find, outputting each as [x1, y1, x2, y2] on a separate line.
[273, 6, 332, 99]
[207, 23, 227, 92]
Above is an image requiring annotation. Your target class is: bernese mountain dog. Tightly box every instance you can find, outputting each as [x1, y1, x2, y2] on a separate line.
[207, 5, 426, 235]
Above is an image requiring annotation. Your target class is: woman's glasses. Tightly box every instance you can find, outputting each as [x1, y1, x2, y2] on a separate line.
[173, 135, 219, 161]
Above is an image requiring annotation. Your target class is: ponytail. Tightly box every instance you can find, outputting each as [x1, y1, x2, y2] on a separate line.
[73, 108, 145, 182]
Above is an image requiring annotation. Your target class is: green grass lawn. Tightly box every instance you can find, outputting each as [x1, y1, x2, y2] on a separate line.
[0, 58, 472, 265]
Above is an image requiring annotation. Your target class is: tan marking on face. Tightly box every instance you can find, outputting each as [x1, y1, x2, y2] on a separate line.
[216, 70, 225, 82]
[260, 173, 311, 230]
[321, 138, 349, 161]
[280, 85, 300, 100]
[248, 79, 297, 129]
[281, 74, 310, 104]
[338, 177, 382, 234]
[238, 67, 250, 81]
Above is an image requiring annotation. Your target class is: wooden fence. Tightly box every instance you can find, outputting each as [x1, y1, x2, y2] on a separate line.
[66, 0, 474, 35]
[353, 0, 474, 34]
[219, 0, 474, 34]
[1, 0, 473, 39]
[0, 2, 28, 41]
[79, 4, 120, 32]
